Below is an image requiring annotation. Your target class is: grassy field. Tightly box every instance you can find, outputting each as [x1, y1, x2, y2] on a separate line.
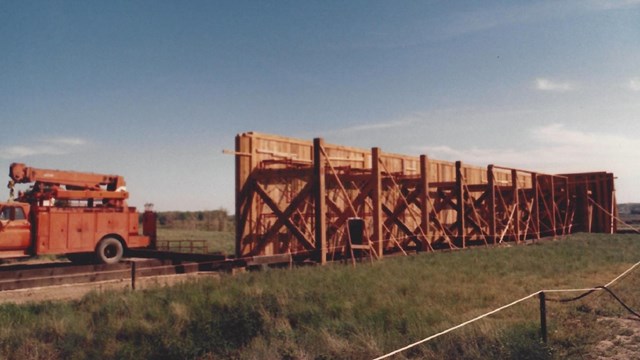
[1, 233, 640, 359]
[156, 228, 235, 255]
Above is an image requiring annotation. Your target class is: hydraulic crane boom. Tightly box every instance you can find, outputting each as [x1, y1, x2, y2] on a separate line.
[10, 163, 126, 190]
[9, 163, 128, 205]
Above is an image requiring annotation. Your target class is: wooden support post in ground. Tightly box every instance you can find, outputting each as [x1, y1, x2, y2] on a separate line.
[235, 135, 243, 258]
[609, 174, 616, 233]
[314, 138, 327, 264]
[563, 177, 570, 235]
[532, 173, 540, 240]
[539, 291, 548, 343]
[372, 147, 383, 258]
[488, 165, 496, 244]
[131, 262, 136, 291]
[420, 155, 431, 250]
[456, 161, 466, 248]
[512, 169, 520, 243]
[550, 176, 557, 237]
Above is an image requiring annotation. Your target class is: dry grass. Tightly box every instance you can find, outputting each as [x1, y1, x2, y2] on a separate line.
[0, 233, 639, 359]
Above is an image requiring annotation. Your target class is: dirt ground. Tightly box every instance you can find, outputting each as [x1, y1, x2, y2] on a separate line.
[587, 317, 640, 359]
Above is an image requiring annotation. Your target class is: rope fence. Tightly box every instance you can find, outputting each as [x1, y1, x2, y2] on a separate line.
[373, 259, 640, 359]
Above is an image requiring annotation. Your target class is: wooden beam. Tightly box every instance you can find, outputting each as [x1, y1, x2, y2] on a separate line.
[253, 184, 315, 255]
[456, 161, 466, 248]
[550, 175, 556, 237]
[512, 169, 520, 243]
[372, 147, 383, 258]
[314, 138, 327, 264]
[382, 189, 420, 230]
[487, 165, 496, 244]
[382, 205, 417, 244]
[532, 173, 540, 240]
[420, 155, 431, 250]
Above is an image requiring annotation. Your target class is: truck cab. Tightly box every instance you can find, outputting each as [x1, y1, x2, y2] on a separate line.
[0, 202, 31, 258]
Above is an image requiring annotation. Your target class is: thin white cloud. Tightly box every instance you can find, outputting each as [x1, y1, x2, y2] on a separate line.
[335, 116, 419, 133]
[535, 78, 575, 92]
[0, 137, 89, 159]
[590, 0, 640, 10]
[445, 2, 576, 38]
[628, 78, 640, 91]
[45, 137, 87, 146]
[443, 0, 634, 38]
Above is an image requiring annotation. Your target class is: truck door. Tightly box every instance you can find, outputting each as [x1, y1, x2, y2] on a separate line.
[0, 205, 31, 250]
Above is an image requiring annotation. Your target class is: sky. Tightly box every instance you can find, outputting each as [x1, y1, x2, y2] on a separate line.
[1, 0, 639, 212]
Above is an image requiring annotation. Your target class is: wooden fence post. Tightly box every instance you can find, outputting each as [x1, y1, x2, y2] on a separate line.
[131, 262, 137, 291]
[539, 291, 547, 344]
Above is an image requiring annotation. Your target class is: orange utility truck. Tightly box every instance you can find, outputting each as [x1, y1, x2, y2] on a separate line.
[0, 163, 153, 264]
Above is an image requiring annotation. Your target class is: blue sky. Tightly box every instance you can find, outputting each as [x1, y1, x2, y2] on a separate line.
[2, 0, 639, 211]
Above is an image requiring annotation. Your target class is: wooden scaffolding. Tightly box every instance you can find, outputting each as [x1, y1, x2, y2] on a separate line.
[235, 132, 617, 263]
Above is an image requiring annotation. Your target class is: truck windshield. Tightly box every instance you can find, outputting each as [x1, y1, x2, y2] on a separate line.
[13, 207, 25, 220]
[0, 207, 25, 221]
[0, 207, 9, 220]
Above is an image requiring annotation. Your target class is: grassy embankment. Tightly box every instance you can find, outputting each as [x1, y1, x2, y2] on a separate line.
[1, 233, 640, 359]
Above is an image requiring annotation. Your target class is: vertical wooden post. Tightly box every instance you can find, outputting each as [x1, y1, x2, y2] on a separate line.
[487, 165, 496, 245]
[420, 155, 431, 251]
[539, 291, 548, 344]
[372, 147, 383, 258]
[455, 161, 466, 248]
[532, 173, 540, 240]
[550, 176, 557, 237]
[609, 174, 616, 234]
[131, 262, 137, 291]
[235, 134, 243, 258]
[313, 138, 327, 264]
[512, 169, 520, 243]
[563, 177, 570, 235]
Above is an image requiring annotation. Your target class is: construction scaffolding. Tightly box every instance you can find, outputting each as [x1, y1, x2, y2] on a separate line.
[235, 132, 616, 263]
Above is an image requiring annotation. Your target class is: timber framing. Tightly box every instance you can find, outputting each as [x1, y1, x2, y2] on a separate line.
[235, 132, 617, 263]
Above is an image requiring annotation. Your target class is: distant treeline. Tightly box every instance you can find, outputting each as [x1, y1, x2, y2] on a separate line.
[147, 209, 235, 232]
[618, 203, 640, 215]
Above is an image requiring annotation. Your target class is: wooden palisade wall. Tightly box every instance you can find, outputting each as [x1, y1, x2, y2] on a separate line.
[235, 132, 617, 262]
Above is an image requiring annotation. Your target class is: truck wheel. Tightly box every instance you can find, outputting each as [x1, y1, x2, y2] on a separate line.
[96, 237, 124, 264]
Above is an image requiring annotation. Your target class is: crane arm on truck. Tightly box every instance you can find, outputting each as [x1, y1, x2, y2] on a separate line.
[9, 163, 128, 206]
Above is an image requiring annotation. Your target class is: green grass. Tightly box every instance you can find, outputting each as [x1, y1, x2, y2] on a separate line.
[156, 228, 235, 255]
[1, 233, 640, 359]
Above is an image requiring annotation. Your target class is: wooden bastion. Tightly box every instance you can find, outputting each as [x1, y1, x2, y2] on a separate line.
[234, 132, 617, 263]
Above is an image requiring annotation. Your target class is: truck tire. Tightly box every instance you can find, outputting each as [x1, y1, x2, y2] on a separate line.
[96, 237, 124, 264]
